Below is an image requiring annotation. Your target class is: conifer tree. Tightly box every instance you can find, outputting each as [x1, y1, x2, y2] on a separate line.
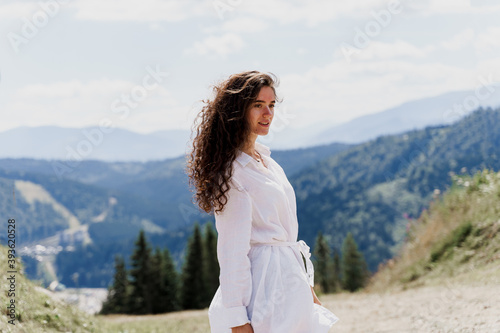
[151, 247, 167, 314]
[203, 222, 219, 304]
[341, 232, 368, 292]
[332, 248, 341, 292]
[181, 223, 207, 309]
[129, 230, 154, 314]
[313, 231, 335, 293]
[100, 255, 129, 314]
[162, 247, 180, 312]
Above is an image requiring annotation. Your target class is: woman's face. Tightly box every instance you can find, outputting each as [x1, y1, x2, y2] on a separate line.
[246, 86, 275, 141]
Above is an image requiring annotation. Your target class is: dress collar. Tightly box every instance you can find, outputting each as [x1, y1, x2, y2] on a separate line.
[235, 141, 271, 167]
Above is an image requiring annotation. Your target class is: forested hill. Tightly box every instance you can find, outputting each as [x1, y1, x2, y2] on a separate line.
[291, 107, 500, 271]
[0, 141, 349, 287]
[1, 108, 499, 287]
[0, 143, 350, 244]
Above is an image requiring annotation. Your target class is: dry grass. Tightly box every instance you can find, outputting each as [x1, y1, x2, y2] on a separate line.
[98, 309, 210, 333]
[0, 246, 101, 333]
[368, 169, 500, 292]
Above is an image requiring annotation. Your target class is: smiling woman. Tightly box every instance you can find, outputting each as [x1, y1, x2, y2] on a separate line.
[186, 71, 338, 333]
[243, 86, 276, 162]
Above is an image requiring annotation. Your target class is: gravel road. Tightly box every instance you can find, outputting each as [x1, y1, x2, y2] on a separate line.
[102, 280, 500, 332]
[322, 283, 500, 333]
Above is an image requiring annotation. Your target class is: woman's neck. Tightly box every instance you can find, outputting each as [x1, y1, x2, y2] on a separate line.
[241, 137, 258, 156]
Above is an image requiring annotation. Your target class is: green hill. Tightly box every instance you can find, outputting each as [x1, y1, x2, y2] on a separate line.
[291, 107, 500, 271]
[0, 244, 102, 332]
[368, 169, 500, 291]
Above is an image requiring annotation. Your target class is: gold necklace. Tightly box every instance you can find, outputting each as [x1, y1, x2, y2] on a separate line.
[254, 151, 261, 162]
[254, 151, 267, 168]
[244, 147, 264, 165]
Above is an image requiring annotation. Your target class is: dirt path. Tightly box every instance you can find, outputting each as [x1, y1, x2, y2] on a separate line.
[321, 283, 500, 333]
[101, 282, 500, 332]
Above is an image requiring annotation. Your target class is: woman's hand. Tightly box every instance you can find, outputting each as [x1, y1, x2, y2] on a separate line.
[310, 286, 322, 305]
[232, 323, 254, 333]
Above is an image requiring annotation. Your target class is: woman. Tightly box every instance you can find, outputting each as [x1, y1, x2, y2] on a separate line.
[186, 71, 338, 332]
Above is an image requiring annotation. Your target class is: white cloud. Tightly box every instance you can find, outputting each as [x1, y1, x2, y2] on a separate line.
[438, 27, 500, 59]
[232, 0, 497, 26]
[3, 0, 491, 27]
[441, 28, 475, 50]
[184, 33, 245, 57]
[14, 79, 130, 99]
[241, 0, 394, 26]
[3, 78, 183, 132]
[297, 48, 308, 55]
[278, 59, 475, 128]
[0, 0, 395, 25]
[3, 0, 499, 137]
[70, 0, 205, 22]
[409, 0, 500, 15]
[67, 0, 487, 26]
[0, 1, 39, 19]
[336, 40, 433, 61]
[204, 17, 269, 34]
[469, 2, 500, 12]
[477, 57, 500, 82]
[424, 0, 471, 13]
[474, 27, 500, 59]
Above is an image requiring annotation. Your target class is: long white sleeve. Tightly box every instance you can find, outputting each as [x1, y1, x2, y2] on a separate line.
[214, 176, 253, 328]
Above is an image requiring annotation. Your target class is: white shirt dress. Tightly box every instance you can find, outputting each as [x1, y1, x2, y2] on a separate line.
[208, 142, 339, 333]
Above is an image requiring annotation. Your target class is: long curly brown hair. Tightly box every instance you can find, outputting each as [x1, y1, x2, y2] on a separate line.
[186, 70, 280, 214]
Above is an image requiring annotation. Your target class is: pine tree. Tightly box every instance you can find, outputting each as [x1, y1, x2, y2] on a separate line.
[129, 230, 154, 314]
[181, 223, 207, 309]
[100, 255, 129, 314]
[162, 247, 180, 312]
[203, 222, 219, 304]
[151, 247, 167, 314]
[341, 232, 368, 292]
[332, 248, 341, 292]
[313, 231, 335, 293]
[151, 247, 181, 313]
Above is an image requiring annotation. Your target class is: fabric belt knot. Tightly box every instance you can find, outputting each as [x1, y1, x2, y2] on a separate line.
[296, 240, 314, 286]
[251, 240, 315, 286]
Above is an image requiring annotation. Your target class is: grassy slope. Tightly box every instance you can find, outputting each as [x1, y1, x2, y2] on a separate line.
[368, 169, 500, 292]
[0, 246, 105, 333]
[99, 311, 210, 333]
[0, 244, 210, 333]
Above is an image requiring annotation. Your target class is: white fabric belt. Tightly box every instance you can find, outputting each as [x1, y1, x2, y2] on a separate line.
[250, 240, 315, 286]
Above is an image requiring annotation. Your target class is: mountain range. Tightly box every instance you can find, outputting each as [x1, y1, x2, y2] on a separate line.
[2, 86, 500, 160]
[308, 86, 500, 146]
[1, 108, 500, 288]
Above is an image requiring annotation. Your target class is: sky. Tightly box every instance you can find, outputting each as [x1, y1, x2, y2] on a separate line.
[1, 0, 500, 137]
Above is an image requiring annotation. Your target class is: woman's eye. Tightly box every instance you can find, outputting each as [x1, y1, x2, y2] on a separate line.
[255, 104, 262, 108]
[270, 104, 275, 109]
